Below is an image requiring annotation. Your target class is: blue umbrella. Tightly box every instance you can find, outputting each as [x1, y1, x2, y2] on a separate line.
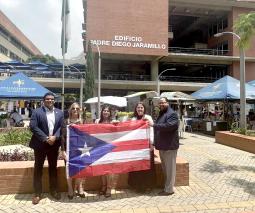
[192, 75, 255, 100]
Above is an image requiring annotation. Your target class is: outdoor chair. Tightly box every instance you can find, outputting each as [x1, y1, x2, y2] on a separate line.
[184, 118, 193, 132]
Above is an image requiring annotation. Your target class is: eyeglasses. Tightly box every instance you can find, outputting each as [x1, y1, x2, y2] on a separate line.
[159, 102, 167, 104]
[71, 107, 80, 111]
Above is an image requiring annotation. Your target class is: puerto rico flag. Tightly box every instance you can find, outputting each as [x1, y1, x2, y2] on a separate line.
[66, 120, 151, 178]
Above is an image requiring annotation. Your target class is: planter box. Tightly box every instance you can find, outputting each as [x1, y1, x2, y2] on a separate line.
[0, 152, 189, 194]
[215, 131, 255, 154]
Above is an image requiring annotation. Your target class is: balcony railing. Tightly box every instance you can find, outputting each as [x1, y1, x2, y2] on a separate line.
[160, 75, 220, 83]
[0, 70, 81, 79]
[169, 47, 229, 56]
[0, 69, 222, 83]
[102, 73, 150, 81]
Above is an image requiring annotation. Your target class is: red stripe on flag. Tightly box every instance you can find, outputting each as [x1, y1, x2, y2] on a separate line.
[72, 120, 148, 134]
[111, 139, 149, 152]
[71, 159, 150, 178]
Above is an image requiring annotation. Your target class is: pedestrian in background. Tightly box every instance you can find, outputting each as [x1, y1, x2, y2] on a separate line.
[60, 102, 85, 199]
[152, 97, 179, 196]
[29, 92, 64, 204]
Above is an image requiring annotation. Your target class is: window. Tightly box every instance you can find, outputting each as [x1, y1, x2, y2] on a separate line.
[0, 44, 8, 56]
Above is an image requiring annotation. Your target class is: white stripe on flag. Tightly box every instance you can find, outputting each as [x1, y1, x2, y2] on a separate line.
[91, 149, 150, 165]
[91, 128, 149, 143]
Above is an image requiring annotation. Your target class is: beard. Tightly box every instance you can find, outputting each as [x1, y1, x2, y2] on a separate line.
[159, 106, 168, 115]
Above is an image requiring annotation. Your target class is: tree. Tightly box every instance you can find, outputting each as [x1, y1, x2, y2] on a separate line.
[234, 12, 255, 49]
[84, 43, 95, 100]
[26, 54, 58, 64]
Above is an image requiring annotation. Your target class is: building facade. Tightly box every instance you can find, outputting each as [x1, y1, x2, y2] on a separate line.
[83, 0, 255, 96]
[0, 10, 42, 62]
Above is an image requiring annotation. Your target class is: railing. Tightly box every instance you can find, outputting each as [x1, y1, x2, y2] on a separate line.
[159, 75, 220, 83]
[0, 70, 81, 79]
[102, 73, 151, 81]
[0, 70, 222, 83]
[169, 47, 229, 56]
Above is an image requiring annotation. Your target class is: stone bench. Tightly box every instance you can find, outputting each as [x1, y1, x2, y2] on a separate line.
[0, 151, 189, 194]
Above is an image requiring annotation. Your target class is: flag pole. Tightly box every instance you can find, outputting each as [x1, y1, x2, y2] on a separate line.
[61, 0, 67, 111]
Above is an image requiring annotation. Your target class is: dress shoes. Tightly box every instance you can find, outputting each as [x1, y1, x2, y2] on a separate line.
[76, 192, 86, 198]
[50, 191, 61, 200]
[32, 195, 41, 205]
[158, 191, 175, 196]
[67, 194, 74, 200]
[104, 188, 111, 198]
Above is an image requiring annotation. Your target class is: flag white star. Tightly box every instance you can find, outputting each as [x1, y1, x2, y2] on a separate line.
[78, 141, 92, 157]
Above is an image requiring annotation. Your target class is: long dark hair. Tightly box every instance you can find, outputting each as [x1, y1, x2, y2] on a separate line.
[133, 102, 146, 119]
[99, 105, 112, 123]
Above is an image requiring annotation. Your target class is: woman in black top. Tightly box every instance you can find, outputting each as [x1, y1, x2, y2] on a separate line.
[61, 103, 85, 199]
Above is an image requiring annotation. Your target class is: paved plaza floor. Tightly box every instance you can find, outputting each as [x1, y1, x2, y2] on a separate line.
[0, 132, 255, 213]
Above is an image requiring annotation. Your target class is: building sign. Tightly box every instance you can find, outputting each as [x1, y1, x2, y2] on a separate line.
[90, 35, 167, 50]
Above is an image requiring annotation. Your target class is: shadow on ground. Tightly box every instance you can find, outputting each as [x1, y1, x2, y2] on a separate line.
[230, 178, 255, 196]
[200, 160, 239, 173]
[189, 132, 215, 139]
[200, 159, 255, 174]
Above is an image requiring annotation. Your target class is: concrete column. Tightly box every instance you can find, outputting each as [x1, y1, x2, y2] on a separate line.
[151, 60, 159, 93]
[151, 60, 159, 81]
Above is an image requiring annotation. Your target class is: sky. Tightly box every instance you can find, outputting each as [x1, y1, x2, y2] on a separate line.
[0, 0, 84, 59]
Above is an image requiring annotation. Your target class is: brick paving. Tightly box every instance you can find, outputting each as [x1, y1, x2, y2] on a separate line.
[0, 132, 255, 212]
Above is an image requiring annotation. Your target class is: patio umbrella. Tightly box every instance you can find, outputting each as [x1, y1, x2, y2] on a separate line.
[160, 91, 196, 101]
[192, 75, 255, 100]
[85, 96, 127, 107]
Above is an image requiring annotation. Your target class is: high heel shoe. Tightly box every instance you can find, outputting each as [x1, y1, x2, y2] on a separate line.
[99, 185, 107, 195]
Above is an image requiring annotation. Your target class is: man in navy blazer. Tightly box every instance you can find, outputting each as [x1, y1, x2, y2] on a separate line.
[153, 97, 179, 196]
[29, 92, 64, 204]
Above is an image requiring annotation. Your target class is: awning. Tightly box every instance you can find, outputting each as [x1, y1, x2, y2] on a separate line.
[85, 96, 127, 107]
[160, 91, 195, 101]
[124, 91, 157, 98]
[0, 72, 54, 99]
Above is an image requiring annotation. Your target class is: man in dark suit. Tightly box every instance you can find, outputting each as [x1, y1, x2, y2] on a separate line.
[29, 92, 64, 204]
[153, 97, 179, 196]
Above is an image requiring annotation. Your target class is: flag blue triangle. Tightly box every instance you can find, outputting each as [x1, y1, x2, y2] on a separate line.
[68, 126, 116, 177]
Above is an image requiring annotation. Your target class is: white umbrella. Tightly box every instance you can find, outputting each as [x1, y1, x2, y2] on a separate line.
[124, 91, 157, 98]
[85, 96, 127, 107]
[161, 92, 196, 101]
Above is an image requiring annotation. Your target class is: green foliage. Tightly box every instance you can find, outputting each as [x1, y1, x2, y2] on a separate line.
[85, 43, 95, 100]
[0, 114, 7, 120]
[0, 128, 32, 146]
[230, 122, 239, 133]
[236, 128, 247, 135]
[246, 130, 255, 137]
[117, 111, 133, 118]
[26, 54, 58, 64]
[229, 122, 254, 136]
[234, 12, 255, 49]
[64, 93, 78, 102]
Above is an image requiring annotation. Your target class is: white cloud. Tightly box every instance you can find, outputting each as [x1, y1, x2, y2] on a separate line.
[0, 0, 84, 59]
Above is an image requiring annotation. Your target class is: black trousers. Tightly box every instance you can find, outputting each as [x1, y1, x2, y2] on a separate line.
[33, 146, 59, 196]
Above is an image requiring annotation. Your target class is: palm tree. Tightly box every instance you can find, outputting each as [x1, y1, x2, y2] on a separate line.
[234, 12, 255, 49]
